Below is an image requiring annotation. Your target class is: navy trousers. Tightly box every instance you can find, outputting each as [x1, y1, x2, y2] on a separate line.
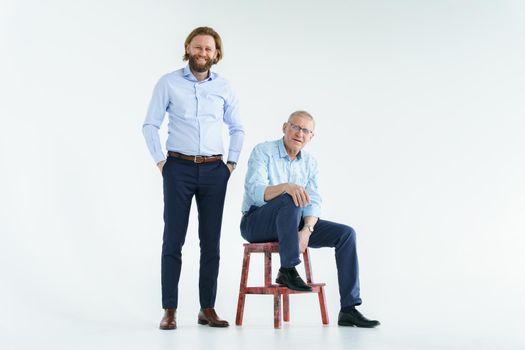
[161, 156, 230, 309]
[240, 194, 362, 307]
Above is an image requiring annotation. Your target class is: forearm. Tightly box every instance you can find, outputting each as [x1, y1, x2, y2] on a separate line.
[264, 182, 311, 207]
[303, 216, 318, 228]
[263, 183, 288, 202]
[298, 216, 318, 253]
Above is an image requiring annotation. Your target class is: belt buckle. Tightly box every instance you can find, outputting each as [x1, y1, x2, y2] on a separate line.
[194, 155, 204, 164]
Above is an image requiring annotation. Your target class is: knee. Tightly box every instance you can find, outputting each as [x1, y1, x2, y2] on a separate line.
[280, 193, 295, 205]
[279, 193, 301, 212]
[340, 225, 356, 244]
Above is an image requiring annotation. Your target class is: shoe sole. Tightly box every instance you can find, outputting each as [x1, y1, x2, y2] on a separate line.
[198, 319, 229, 327]
[159, 325, 176, 330]
[337, 321, 379, 328]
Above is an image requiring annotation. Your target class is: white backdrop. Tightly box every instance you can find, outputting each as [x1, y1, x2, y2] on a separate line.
[1, 0, 524, 349]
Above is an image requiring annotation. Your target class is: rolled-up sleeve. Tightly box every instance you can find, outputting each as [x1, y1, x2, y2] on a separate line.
[303, 158, 322, 217]
[142, 76, 169, 164]
[244, 145, 269, 207]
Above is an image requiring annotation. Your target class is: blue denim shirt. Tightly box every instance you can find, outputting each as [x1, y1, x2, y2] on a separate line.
[242, 138, 322, 217]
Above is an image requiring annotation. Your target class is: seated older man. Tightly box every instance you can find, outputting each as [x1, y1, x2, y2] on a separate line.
[240, 111, 380, 328]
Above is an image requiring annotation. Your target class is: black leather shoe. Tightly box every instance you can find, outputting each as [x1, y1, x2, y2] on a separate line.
[275, 267, 312, 292]
[338, 309, 380, 328]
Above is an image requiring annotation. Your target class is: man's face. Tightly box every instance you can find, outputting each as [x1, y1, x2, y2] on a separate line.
[186, 35, 218, 73]
[282, 115, 315, 155]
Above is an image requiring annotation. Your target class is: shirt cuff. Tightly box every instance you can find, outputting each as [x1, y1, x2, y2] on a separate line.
[227, 149, 240, 163]
[153, 152, 166, 164]
[302, 205, 321, 218]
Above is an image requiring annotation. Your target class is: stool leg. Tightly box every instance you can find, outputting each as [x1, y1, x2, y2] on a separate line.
[264, 252, 272, 287]
[236, 249, 251, 326]
[303, 248, 313, 284]
[274, 291, 281, 329]
[283, 292, 290, 322]
[318, 286, 329, 325]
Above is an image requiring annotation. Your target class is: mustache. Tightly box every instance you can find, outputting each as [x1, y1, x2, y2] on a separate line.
[188, 55, 215, 72]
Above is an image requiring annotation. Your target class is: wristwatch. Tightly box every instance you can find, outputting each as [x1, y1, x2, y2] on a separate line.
[305, 224, 314, 233]
[227, 161, 237, 170]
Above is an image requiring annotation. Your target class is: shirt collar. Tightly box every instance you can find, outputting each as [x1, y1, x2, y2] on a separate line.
[183, 64, 216, 82]
[278, 138, 302, 160]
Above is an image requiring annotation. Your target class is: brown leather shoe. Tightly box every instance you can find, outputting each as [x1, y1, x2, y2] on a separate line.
[159, 309, 176, 330]
[197, 308, 229, 327]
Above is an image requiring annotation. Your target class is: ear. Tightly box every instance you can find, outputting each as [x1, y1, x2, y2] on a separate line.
[282, 122, 287, 133]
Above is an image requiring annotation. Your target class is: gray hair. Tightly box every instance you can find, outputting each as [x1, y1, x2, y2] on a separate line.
[288, 110, 315, 127]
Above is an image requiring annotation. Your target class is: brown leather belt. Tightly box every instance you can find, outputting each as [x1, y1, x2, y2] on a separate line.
[168, 151, 223, 164]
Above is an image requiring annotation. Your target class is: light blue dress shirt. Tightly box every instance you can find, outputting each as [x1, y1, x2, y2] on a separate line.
[142, 65, 245, 164]
[242, 138, 322, 217]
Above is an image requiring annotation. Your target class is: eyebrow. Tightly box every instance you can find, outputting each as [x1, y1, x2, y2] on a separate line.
[291, 122, 311, 129]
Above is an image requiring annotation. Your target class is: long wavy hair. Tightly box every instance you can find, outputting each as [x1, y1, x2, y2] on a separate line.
[183, 26, 223, 64]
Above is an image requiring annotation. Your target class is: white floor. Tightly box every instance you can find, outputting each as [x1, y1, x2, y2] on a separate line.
[2, 294, 524, 350]
[3, 317, 523, 350]
[2, 237, 524, 350]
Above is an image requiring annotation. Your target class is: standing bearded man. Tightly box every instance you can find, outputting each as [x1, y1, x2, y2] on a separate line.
[142, 26, 244, 330]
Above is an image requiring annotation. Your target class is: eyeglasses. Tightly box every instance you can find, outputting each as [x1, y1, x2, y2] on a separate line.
[288, 122, 313, 135]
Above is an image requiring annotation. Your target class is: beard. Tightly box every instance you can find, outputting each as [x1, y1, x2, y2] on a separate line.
[188, 54, 215, 73]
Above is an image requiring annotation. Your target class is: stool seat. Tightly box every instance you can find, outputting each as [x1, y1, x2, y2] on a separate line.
[235, 242, 329, 328]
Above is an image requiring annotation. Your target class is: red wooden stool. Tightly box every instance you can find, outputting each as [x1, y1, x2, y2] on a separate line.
[235, 242, 329, 328]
